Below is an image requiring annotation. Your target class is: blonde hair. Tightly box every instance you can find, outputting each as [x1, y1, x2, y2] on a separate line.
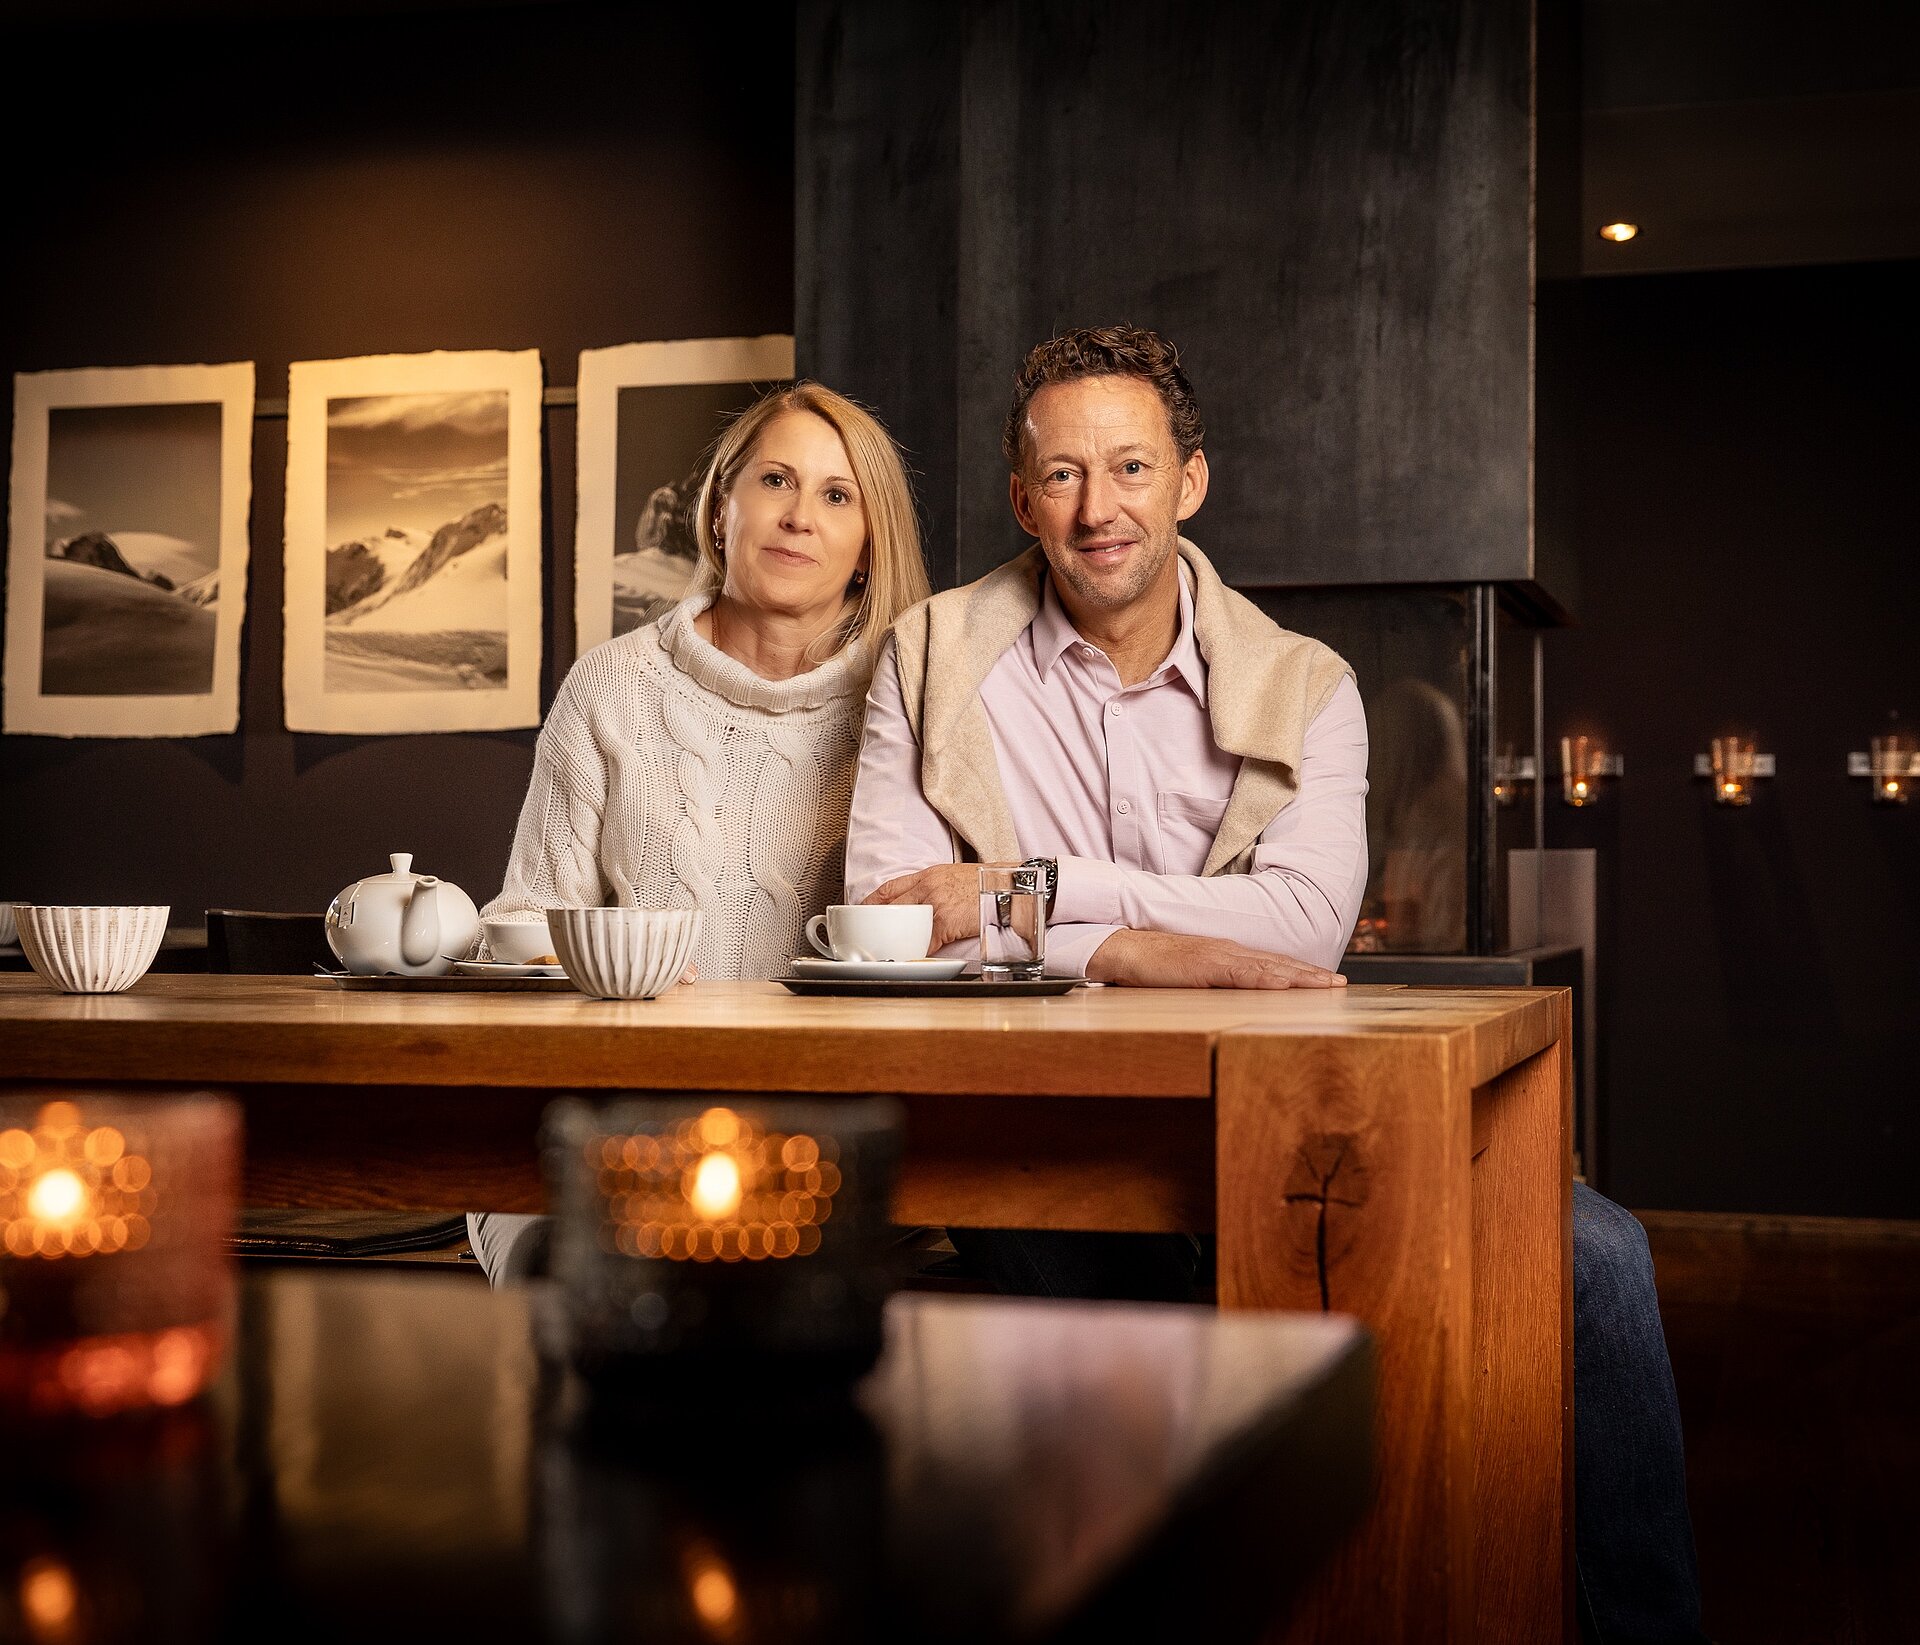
[690, 382, 929, 662]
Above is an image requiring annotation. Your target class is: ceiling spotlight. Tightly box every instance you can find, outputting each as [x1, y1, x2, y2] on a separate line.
[1597, 222, 1639, 243]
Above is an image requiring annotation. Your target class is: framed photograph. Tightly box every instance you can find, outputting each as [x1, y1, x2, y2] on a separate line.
[283, 349, 543, 734]
[572, 335, 793, 657]
[5, 362, 254, 737]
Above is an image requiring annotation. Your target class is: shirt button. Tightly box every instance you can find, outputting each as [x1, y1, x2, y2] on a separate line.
[1081, 645, 1097, 659]
[1108, 703, 1122, 718]
[1116, 799, 1132, 815]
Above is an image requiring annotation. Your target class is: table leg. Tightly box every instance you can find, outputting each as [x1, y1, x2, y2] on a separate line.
[1217, 1031, 1475, 1643]
[1471, 1002, 1575, 1644]
[1217, 1019, 1572, 1644]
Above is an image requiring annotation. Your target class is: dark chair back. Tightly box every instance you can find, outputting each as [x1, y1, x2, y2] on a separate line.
[205, 910, 332, 975]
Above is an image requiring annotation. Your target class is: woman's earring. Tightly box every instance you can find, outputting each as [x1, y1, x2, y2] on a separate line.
[850, 568, 869, 591]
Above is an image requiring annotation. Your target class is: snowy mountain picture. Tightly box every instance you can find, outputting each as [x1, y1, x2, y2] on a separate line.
[37, 405, 225, 696]
[281, 351, 542, 733]
[571, 336, 793, 656]
[5, 364, 254, 737]
[318, 390, 511, 694]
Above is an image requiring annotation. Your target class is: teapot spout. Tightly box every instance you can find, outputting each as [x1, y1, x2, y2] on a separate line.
[400, 876, 444, 967]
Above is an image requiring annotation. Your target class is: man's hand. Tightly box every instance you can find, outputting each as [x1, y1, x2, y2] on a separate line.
[1087, 929, 1348, 990]
[864, 864, 998, 952]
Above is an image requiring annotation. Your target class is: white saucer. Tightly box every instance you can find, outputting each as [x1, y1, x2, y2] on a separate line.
[452, 959, 568, 979]
[790, 956, 968, 982]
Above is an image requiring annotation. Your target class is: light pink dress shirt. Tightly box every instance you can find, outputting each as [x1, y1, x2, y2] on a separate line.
[844, 569, 1371, 977]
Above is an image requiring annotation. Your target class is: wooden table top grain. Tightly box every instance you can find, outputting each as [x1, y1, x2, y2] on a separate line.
[0, 973, 1560, 1094]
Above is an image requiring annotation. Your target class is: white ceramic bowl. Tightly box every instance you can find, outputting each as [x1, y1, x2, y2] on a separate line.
[14, 904, 169, 994]
[549, 908, 702, 1000]
[0, 903, 17, 948]
[482, 915, 558, 965]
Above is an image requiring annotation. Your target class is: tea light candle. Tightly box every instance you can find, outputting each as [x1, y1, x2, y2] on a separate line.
[543, 1097, 901, 1386]
[0, 1093, 237, 1419]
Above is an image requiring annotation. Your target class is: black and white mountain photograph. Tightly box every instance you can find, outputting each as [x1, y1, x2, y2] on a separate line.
[4, 362, 254, 737]
[282, 349, 542, 734]
[42, 401, 223, 695]
[572, 337, 793, 656]
[322, 390, 510, 693]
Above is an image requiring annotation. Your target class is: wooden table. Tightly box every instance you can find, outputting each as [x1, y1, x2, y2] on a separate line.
[1, 1271, 1371, 1643]
[0, 974, 1572, 1644]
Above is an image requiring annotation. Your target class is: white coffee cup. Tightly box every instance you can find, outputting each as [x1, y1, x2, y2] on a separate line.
[805, 904, 934, 963]
[483, 915, 557, 965]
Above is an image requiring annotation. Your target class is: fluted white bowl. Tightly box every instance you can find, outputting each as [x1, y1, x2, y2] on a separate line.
[0, 903, 17, 947]
[15, 904, 169, 994]
[550, 908, 702, 1001]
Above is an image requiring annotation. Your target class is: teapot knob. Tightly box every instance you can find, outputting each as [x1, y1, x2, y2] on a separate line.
[390, 853, 414, 877]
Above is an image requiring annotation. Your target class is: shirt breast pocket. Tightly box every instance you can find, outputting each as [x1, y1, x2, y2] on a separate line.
[1155, 790, 1230, 874]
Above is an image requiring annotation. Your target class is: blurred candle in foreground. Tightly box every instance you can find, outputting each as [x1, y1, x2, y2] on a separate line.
[544, 1096, 900, 1387]
[0, 1092, 237, 1419]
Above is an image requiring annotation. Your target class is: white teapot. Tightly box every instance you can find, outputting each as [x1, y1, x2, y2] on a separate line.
[325, 853, 481, 977]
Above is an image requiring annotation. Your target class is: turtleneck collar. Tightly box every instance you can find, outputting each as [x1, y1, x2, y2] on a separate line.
[660, 591, 872, 715]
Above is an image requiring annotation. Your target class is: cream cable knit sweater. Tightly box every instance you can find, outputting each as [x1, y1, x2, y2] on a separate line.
[481, 593, 871, 981]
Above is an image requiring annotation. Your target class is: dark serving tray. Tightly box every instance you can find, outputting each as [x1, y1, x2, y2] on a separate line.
[318, 971, 579, 993]
[774, 976, 1087, 998]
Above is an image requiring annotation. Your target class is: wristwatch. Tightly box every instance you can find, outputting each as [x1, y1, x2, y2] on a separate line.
[1021, 856, 1058, 915]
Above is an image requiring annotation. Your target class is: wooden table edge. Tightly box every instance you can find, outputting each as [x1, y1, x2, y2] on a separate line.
[1211, 984, 1565, 1089]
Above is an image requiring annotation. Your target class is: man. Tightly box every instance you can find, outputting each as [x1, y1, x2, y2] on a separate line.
[844, 326, 1704, 1644]
[847, 333, 1365, 988]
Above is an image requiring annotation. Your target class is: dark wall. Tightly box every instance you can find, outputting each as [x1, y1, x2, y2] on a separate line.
[798, 0, 1552, 601]
[1545, 261, 1920, 1219]
[0, 2, 793, 917]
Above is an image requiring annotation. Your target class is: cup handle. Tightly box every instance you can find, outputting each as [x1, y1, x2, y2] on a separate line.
[806, 914, 835, 958]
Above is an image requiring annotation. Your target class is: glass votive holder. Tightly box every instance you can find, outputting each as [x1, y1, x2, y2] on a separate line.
[1870, 732, 1914, 805]
[543, 1096, 902, 1391]
[1710, 736, 1757, 806]
[1561, 735, 1600, 807]
[0, 1092, 238, 1421]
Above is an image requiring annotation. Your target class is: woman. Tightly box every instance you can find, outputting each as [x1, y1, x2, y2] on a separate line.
[469, 382, 928, 1278]
[484, 381, 926, 973]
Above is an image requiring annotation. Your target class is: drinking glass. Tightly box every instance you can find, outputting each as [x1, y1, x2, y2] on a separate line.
[979, 866, 1046, 981]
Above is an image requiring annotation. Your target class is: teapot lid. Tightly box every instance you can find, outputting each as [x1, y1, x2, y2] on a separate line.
[378, 853, 434, 883]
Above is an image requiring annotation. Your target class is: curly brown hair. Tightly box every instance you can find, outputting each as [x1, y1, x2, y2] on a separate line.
[1001, 325, 1205, 470]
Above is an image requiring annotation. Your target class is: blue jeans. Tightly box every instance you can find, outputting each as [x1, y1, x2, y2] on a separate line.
[949, 1184, 1706, 1644]
[1571, 1183, 1706, 1644]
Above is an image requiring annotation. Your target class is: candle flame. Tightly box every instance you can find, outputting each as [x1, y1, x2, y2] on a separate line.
[690, 1151, 743, 1221]
[696, 1107, 742, 1148]
[27, 1168, 88, 1229]
[19, 1556, 78, 1638]
[690, 1562, 738, 1630]
[603, 1121, 836, 1261]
